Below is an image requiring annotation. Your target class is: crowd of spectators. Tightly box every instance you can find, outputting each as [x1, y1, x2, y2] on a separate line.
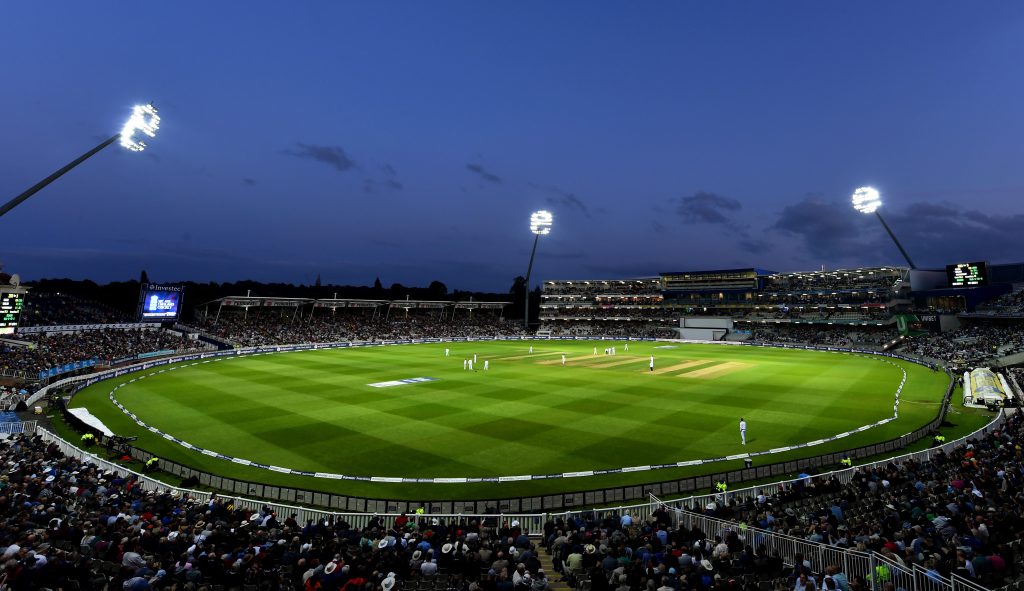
[746, 325, 895, 348]
[973, 290, 1024, 317]
[193, 312, 529, 347]
[1, 329, 204, 377]
[538, 322, 676, 339]
[761, 268, 904, 294]
[19, 294, 132, 327]
[538, 410, 1023, 591]
[0, 431, 549, 590]
[893, 322, 1024, 368]
[6, 410, 1017, 590]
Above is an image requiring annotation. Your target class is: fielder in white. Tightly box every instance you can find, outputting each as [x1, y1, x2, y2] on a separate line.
[529, 346, 533, 353]
[561, 354, 566, 366]
[473, 354, 477, 363]
[468, 360, 473, 371]
[649, 355, 654, 371]
[740, 418, 747, 445]
[445, 348, 450, 357]
[463, 359, 468, 370]
[484, 360, 489, 371]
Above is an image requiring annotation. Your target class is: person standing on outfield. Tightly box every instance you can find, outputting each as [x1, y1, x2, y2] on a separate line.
[469, 359, 474, 371]
[624, 342, 629, 351]
[594, 347, 597, 355]
[740, 418, 747, 445]
[529, 345, 533, 353]
[445, 348, 450, 357]
[473, 354, 477, 363]
[484, 360, 489, 371]
[561, 354, 566, 366]
[463, 359, 468, 370]
[649, 355, 654, 371]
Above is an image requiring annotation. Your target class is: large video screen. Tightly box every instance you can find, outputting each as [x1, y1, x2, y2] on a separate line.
[946, 262, 988, 288]
[0, 292, 25, 335]
[140, 289, 181, 320]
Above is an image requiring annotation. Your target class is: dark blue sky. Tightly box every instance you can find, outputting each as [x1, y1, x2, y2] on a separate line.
[2, 2, 1023, 290]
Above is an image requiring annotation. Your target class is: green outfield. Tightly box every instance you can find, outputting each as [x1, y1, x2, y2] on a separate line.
[69, 340, 951, 500]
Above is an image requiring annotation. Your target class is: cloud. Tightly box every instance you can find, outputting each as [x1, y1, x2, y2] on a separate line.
[883, 201, 1024, 264]
[530, 183, 591, 217]
[676, 191, 743, 224]
[284, 143, 357, 172]
[770, 193, 871, 260]
[738, 238, 773, 253]
[466, 163, 501, 183]
[242, 178, 256, 186]
[767, 193, 1024, 266]
[362, 178, 404, 194]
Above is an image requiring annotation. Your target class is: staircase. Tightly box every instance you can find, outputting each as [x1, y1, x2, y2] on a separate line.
[537, 548, 573, 591]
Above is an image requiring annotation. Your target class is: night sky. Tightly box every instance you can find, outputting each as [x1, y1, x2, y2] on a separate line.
[2, 2, 1023, 291]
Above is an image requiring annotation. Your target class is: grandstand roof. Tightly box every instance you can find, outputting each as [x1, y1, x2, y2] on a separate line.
[660, 268, 775, 276]
[205, 296, 509, 308]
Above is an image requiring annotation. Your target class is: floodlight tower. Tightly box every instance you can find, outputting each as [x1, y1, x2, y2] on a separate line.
[851, 186, 916, 269]
[0, 104, 161, 218]
[523, 210, 553, 330]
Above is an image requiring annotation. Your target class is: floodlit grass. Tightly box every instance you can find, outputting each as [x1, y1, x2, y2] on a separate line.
[70, 341, 952, 500]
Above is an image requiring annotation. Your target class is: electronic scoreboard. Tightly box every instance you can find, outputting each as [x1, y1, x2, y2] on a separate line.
[0, 291, 25, 335]
[946, 262, 989, 288]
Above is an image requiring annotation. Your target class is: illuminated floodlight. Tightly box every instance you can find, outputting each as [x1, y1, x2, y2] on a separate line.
[530, 210, 553, 235]
[850, 185, 916, 269]
[0, 101, 162, 219]
[851, 186, 881, 214]
[119, 104, 161, 151]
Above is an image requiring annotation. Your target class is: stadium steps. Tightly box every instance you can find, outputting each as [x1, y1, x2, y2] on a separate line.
[537, 550, 573, 591]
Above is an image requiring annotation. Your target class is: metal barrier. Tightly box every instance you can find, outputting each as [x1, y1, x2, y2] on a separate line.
[0, 421, 36, 436]
[37, 427, 545, 531]
[31, 404, 1010, 591]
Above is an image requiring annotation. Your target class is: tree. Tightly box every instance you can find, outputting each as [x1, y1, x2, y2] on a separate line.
[428, 280, 448, 298]
[508, 276, 527, 320]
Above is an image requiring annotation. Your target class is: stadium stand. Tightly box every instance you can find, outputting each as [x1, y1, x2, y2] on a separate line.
[19, 292, 133, 327]
[193, 303, 527, 347]
[893, 322, 1024, 369]
[1, 328, 207, 377]
[0, 429, 542, 590]
[1, 409, 1021, 591]
[2, 279, 1022, 591]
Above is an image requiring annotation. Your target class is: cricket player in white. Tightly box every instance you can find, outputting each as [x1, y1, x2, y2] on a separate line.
[463, 359, 468, 370]
[529, 346, 533, 354]
[468, 360, 473, 371]
[740, 418, 747, 445]
[561, 354, 566, 366]
[473, 354, 477, 363]
[484, 360, 489, 371]
[593, 347, 597, 355]
[649, 355, 654, 371]
[624, 342, 629, 351]
[445, 348, 450, 357]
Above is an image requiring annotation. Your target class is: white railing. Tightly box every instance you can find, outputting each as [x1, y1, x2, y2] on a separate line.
[543, 410, 1009, 591]
[549, 408, 1007, 526]
[29, 405, 1010, 591]
[0, 421, 36, 437]
[36, 427, 545, 532]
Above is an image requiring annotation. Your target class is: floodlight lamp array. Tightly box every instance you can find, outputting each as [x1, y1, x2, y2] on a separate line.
[851, 186, 882, 214]
[119, 104, 161, 152]
[530, 210, 553, 235]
